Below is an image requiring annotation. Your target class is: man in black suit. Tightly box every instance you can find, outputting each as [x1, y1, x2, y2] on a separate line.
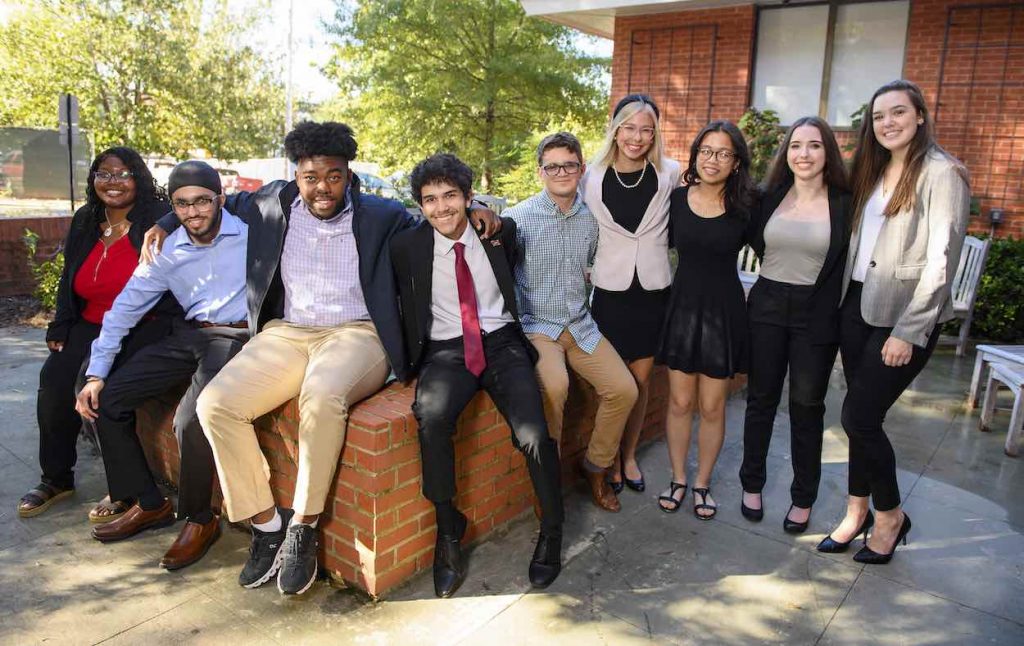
[390, 154, 564, 598]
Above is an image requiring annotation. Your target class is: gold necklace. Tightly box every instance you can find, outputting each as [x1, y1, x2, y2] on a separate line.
[103, 210, 128, 237]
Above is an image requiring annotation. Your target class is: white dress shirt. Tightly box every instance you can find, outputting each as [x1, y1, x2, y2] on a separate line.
[430, 224, 513, 341]
[851, 182, 888, 282]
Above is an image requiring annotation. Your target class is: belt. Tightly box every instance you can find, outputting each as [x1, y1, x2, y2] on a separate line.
[189, 320, 248, 329]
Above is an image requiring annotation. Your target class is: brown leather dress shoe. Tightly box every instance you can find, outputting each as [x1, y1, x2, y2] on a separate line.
[581, 463, 620, 512]
[160, 515, 221, 570]
[91, 499, 174, 543]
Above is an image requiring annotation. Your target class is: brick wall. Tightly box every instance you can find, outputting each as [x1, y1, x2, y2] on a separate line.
[136, 367, 673, 598]
[609, 0, 1023, 237]
[0, 216, 69, 296]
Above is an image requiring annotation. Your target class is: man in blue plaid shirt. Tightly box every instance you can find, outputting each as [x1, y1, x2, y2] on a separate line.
[505, 132, 638, 514]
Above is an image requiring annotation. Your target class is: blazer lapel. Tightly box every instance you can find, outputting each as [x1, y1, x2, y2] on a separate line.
[410, 223, 435, 335]
[479, 228, 520, 321]
[814, 187, 848, 293]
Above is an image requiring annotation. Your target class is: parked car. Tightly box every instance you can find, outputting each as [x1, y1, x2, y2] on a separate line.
[235, 176, 263, 193]
[355, 171, 401, 201]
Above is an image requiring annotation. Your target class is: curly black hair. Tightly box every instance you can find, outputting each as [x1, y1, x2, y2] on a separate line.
[409, 153, 473, 204]
[284, 121, 358, 163]
[85, 146, 166, 215]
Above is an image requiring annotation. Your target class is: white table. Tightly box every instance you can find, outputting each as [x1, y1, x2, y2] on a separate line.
[968, 345, 1024, 408]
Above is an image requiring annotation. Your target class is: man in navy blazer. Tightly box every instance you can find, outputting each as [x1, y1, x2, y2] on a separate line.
[390, 153, 564, 598]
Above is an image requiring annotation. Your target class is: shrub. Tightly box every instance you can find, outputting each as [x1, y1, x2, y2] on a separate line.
[21, 228, 64, 311]
[964, 236, 1024, 342]
[738, 107, 783, 183]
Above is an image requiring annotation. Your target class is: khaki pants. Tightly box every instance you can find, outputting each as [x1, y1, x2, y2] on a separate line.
[528, 331, 638, 468]
[196, 320, 389, 522]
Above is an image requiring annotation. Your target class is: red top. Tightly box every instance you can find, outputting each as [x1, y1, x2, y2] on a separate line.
[73, 237, 139, 324]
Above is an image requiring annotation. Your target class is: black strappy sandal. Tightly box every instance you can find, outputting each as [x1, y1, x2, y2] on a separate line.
[658, 482, 687, 513]
[692, 487, 717, 521]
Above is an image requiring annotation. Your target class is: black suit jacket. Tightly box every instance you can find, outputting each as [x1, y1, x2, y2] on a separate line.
[389, 216, 536, 380]
[748, 183, 852, 344]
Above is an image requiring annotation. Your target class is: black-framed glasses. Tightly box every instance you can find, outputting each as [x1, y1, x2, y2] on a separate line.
[697, 147, 736, 163]
[540, 162, 582, 176]
[171, 195, 218, 213]
[94, 170, 134, 183]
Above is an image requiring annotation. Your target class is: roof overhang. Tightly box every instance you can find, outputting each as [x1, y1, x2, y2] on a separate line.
[521, 1, 762, 39]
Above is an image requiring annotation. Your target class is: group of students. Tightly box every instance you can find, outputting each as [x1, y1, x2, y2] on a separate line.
[15, 77, 968, 599]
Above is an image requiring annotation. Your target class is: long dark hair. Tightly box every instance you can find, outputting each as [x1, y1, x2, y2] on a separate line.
[85, 146, 166, 217]
[682, 120, 757, 216]
[850, 79, 964, 227]
[764, 116, 848, 194]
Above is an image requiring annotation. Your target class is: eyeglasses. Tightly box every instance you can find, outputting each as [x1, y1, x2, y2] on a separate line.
[171, 195, 218, 213]
[697, 147, 737, 163]
[540, 162, 582, 176]
[618, 124, 656, 141]
[94, 170, 134, 183]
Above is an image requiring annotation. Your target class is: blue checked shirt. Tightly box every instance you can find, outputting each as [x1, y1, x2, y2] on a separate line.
[506, 189, 602, 353]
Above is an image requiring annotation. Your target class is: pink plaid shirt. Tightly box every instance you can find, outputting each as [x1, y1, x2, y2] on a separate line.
[280, 194, 370, 326]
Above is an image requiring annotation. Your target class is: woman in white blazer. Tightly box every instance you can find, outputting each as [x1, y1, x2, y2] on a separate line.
[819, 80, 969, 564]
[582, 94, 682, 495]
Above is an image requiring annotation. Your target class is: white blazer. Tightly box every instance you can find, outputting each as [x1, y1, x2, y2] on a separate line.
[583, 157, 682, 291]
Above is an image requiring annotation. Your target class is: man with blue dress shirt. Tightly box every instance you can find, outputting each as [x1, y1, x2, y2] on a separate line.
[505, 132, 638, 513]
[76, 160, 249, 571]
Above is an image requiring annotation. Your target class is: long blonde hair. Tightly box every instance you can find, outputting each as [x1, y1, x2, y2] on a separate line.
[591, 98, 664, 172]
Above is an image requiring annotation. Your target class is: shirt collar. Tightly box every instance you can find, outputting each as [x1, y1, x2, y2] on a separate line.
[172, 208, 240, 248]
[433, 220, 478, 256]
[540, 188, 583, 218]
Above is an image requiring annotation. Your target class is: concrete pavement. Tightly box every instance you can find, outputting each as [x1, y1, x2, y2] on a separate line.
[0, 325, 1022, 645]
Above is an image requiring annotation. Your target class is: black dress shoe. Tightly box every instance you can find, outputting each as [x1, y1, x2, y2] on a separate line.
[433, 511, 468, 598]
[853, 514, 911, 565]
[528, 532, 562, 589]
[740, 492, 763, 522]
[817, 510, 874, 554]
[783, 505, 811, 534]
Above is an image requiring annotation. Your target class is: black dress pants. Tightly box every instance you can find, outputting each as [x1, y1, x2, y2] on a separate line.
[37, 317, 169, 490]
[839, 282, 939, 511]
[412, 324, 564, 535]
[96, 319, 248, 519]
[740, 278, 838, 507]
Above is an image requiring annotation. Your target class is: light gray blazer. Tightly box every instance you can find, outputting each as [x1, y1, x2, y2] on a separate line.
[842, 148, 970, 347]
[583, 157, 682, 291]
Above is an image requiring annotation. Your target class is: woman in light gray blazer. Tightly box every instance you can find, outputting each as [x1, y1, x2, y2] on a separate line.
[818, 80, 969, 564]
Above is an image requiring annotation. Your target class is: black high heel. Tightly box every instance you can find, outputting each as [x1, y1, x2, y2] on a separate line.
[623, 460, 645, 492]
[783, 504, 811, 534]
[740, 492, 763, 522]
[816, 510, 874, 553]
[853, 513, 911, 565]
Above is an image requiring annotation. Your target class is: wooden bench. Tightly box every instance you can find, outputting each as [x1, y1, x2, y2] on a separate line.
[135, 367, 671, 598]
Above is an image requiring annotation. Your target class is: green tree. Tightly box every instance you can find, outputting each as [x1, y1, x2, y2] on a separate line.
[495, 115, 603, 203]
[0, 0, 285, 160]
[322, 0, 608, 191]
[738, 107, 783, 183]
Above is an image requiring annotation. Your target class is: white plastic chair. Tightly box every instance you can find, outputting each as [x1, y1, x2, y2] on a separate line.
[737, 245, 760, 295]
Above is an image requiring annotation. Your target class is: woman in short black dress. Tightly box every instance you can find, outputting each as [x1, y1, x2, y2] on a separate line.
[656, 121, 756, 519]
[583, 94, 682, 494]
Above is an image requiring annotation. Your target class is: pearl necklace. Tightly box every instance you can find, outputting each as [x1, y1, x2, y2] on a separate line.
[612, 158, 647, 189]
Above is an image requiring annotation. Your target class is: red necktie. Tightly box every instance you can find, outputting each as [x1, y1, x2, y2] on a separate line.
[453, 242, 486, 377]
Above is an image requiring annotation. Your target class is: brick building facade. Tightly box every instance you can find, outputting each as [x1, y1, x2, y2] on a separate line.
[525, 0, 1024, 238]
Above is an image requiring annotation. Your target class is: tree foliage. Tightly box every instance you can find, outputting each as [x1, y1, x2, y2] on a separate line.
[0, 0, 285, 160]
[738, 107, 783, 183]
[322, 0, 609, 190]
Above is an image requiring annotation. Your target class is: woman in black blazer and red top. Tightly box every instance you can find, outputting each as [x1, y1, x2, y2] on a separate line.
[18, 147, 180, 520]
[739, 117, 852, 532]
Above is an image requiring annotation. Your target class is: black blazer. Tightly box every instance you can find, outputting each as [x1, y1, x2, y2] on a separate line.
[47, 199, 183, 343]
[748, 182, 852, 344]
[389, 216, 536, 380]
